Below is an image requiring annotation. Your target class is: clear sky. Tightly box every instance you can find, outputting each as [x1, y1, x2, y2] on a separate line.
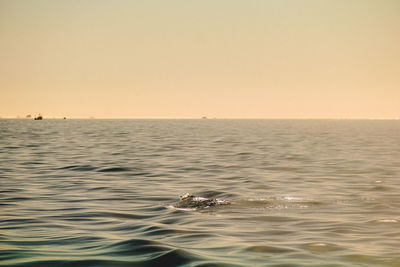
[1, 0, 399, 119]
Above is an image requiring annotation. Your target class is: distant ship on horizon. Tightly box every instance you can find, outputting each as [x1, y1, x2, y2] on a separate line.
[34, 114, 43, 120]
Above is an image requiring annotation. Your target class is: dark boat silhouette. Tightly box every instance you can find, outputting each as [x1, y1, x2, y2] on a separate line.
[34, 114, 43, 120]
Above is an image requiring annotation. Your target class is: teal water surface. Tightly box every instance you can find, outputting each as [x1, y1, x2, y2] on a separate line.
[1, 119, 400, 266]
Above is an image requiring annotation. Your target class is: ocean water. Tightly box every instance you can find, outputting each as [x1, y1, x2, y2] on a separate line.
[1, 119, 400, 267]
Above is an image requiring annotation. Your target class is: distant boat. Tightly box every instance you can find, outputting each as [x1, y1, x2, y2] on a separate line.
[34, 115, 43, 120]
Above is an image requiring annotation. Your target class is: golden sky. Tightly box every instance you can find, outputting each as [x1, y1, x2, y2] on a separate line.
[1, 0, 399, 119]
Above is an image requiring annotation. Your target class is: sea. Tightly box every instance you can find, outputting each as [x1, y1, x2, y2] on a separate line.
[1, 119, 400, 267]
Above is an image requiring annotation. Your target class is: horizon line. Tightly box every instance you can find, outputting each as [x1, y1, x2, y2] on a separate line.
[1, 116, 399, 120]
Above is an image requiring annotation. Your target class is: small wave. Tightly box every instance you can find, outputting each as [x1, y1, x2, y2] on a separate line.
[131, 172, 151, 176]
[23, 161, 44, 165]
[246, 245, 296, 254]
[197, 189, 232, 199]
[236, 196, 323, 210]
[58, 165, 97, 171]
[87, 186, 108, 192]
[1, 197, 32, 204]
[303, 242, 342, 252]
[145, 248, 201, 267]
[3, 146, 20, 149]
[106, 238, 170, 256]
[98, 167, 130, 172]
[140, 225, 208, 238]
[90, 240, 205, 267]
[233, 215, 299, 223]
[167, 205, 197, 211]
[46, 211, 153, 221]
[5, 259, 133, 267]
[370, 219, 399, 223]
[102, 211, 153, 220]
[369, 185, 389, 191]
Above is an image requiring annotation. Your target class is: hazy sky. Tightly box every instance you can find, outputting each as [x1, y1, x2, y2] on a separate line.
[1, 0, 399, 118]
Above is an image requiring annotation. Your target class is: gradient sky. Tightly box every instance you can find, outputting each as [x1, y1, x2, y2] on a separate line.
[1, 0, 399, 119]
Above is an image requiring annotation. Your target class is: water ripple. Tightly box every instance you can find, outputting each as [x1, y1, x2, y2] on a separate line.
[2, 119, 400, 266]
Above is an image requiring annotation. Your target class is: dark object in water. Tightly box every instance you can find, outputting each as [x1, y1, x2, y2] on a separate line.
[173, 193, 230, 209]
[34, 115, 43, 120]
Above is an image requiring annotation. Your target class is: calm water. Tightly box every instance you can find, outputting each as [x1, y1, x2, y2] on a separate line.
[1, 119, 400, 266]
